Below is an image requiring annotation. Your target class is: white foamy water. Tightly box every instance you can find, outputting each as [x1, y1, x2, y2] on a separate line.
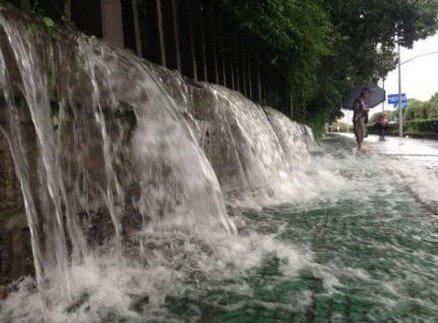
[1, 9, 437, 323]
[0, 10, 322, 322]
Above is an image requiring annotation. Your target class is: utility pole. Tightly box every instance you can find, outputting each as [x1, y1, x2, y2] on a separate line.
[381, 77, 385, 111]
[398, 42, 403, 137]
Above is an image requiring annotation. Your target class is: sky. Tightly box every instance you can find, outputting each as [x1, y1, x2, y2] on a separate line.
[384, 32, 438, 103]
[341, 32, 438, 123]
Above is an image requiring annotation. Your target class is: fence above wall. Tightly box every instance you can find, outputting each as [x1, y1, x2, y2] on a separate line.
[12, 0, 295, 118]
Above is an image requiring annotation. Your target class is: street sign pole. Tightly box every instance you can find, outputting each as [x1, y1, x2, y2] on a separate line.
[398, 42, 403, 137]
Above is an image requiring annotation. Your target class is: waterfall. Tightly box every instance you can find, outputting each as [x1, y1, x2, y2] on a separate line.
[0, 10, 235, 305]
[0, 9, 317, 321]
[188, 84, 315, 204]
[266, 108, 312, 172]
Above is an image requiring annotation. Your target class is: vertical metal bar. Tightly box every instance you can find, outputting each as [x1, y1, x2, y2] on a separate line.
[101, 0, 125, 48]
[188, 0, 198, 81]
[233, 32, 240, 92]
[220, 18, 227, 86]
[247, 56, 253, 99]
[132, 0, 143, 57]
[398, 42, 403, 137]
[230, 56, 235, 90]
[171, 0, 181, 71]
[271, 83, 274, 108]
[156, 0, 166, 66]
[285, 90, 288, 115]
[241, 42, 247, 95]
[263, 83, 266, 104]
[209, 4, 219, 84]
[256, 48, 262, 102]
[230, 30, 235, 90]
[219, 12, 227, 86]
[290, 94, 294, 119]
[199, 1, 208, 81]
[210, 3, 219, 84]
[268, 80, 273, 108]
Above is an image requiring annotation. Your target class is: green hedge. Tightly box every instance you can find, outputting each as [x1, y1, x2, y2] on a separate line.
[368, 119, 438, 139]
[367, 119, 438, 139]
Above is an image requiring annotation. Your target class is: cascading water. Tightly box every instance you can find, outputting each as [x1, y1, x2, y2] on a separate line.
[188, 84, 316, 205]
[0, 9, 323, 322]
[266, 108, 312, 172]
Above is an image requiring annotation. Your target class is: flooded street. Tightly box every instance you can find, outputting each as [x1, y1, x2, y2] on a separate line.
[1, 1, 437, 322]
[167, 134, 438, 322]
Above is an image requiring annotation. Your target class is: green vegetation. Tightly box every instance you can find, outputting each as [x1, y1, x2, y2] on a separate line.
[1, 0, 77, 37]
[368, 119, 438, 139]
[367, 94, 438, 138]
[3, 0, 437, 135]
[26, 16, 59, 39]
[404, 93, 438, 121]
[369, 92, 438, 124]
[223, 0, 334, 121]
[224, 0, 438, 135]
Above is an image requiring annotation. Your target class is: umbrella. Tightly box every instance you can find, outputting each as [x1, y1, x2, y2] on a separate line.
[341, 84, 385, 110]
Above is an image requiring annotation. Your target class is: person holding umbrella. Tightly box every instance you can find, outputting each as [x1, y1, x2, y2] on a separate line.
[352, 88, 370, 151]
[342, 84, 386, 151]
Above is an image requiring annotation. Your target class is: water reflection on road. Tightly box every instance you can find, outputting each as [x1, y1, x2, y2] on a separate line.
[176, 134, 438, 322]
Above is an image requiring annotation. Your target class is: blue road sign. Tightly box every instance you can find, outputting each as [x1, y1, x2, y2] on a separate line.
[388, 93, 407, 104]
[392, 101, 408, 108]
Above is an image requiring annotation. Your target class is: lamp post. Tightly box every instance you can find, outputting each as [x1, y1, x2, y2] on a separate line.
[397, 47, 438, 138]
[398, 42, 403, 137]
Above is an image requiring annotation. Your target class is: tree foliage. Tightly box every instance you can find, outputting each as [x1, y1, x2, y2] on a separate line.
[223, 0, 438, 134]
[404, 94, 438, 121]
[5, 0, 438, 134]
[222, 0, 334, 108]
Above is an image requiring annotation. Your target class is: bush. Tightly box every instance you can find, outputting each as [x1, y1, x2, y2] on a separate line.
[367, 119, 438, 139]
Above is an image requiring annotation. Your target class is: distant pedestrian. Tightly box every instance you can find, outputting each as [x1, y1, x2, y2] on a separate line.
[376, 113, 389, 139]
[353, 88, 370, 151]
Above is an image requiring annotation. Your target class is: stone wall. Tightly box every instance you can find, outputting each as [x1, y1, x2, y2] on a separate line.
[0, 131, 33, 286]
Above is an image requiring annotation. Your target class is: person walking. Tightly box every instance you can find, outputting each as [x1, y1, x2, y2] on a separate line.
[376, 113, 389, 139]
[352, 88, 370, 151]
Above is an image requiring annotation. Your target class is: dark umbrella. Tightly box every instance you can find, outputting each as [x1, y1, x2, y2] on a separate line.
[341, 84, 386, 110]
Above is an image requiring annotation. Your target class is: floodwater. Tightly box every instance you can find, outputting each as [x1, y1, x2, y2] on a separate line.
[166, 134, 438, 322]
[2, 133, 437, 323]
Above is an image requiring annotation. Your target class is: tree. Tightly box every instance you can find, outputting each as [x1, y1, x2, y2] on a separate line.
[306, 0, 438, 133]
[224, 0, 438, 134]
[399, 94, 438, 121]
[222, 0, 334, 113]
[405, 99, 424, 120]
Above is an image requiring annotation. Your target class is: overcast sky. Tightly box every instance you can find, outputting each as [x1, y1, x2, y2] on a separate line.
[384, 32, 438, 103]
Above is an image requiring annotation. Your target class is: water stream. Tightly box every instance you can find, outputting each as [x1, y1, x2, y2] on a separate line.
[0, 11, 437, 323]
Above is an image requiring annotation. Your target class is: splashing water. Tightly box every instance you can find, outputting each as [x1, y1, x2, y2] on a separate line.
[0, 9, 320, 321]
[0, 10, 239, 318]
[2, 9, 436, 323]
[188, 84, 321, 206]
